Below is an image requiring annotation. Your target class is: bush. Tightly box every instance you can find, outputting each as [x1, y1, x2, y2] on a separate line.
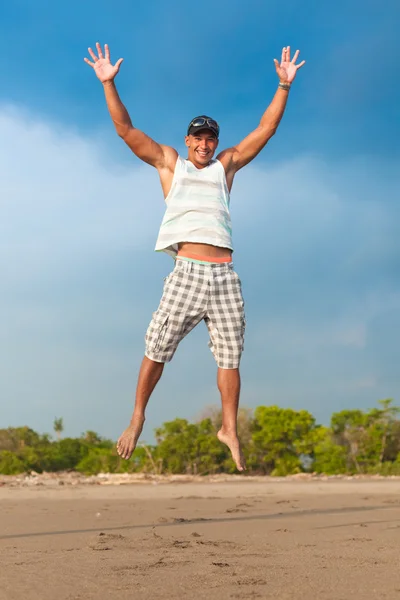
[312, 432, 349, 474]
[76, 448, 121, 475]
[0, 451, 26, 475]
[1, 400, 400, 476]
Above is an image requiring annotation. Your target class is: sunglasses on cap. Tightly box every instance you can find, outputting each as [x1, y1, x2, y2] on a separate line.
[188, 117, 219, 136]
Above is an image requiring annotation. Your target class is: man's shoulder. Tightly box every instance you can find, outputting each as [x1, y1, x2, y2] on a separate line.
[158, 145, 179, 172]
[216, 147, 239, 172]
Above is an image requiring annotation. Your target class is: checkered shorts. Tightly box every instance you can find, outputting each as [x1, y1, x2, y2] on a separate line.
[145, 259, 246, 369]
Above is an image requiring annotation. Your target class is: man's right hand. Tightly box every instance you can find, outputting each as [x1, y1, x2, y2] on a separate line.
[85, 43, 178, 177]
[84, 43, 123, 83]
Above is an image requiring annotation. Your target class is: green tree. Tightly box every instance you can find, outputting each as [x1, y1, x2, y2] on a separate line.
[312, 426, 348, 474]
[0, 427, 43, 452]
[367, 399, 400, 466]
[328, 401, 400, 473]
[0, 451, 26, 475]
[82, 430, 102, 445]
[53, 418, 64, 441]
[198, 405, 254, 448]
[250, 406, 317, 475]
[1, 399, 399, 476]
[53, 438, 88, 470]
[154, 418, 228, 474]
[330, 409, 367, 473]
[76, 448, 120, 475]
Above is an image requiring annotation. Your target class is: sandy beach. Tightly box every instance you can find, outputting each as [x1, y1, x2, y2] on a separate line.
[1, 475, 400, 600]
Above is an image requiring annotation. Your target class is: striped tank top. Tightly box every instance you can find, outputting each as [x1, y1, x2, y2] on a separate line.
[155, 156, 233, 258]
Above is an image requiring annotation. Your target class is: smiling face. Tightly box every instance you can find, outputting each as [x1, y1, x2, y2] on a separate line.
[185, 130, 219, 168]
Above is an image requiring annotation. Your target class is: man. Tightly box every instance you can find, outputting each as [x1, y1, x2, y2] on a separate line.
[85, 43, 305, 471]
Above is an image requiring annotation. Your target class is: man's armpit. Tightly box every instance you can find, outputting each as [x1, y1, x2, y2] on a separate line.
[216, 147, 238, 172]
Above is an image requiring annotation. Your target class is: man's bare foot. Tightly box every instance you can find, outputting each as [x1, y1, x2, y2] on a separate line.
[117, 415, 145, 460]
[217, 429, 246, 472]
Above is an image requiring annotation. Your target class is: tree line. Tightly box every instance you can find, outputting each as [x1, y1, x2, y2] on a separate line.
[1, 399, 399, 476]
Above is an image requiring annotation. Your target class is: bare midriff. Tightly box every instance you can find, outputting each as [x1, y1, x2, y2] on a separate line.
[177, 242, 232, 259]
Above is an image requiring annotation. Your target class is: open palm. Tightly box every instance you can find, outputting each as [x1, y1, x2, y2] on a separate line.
[274, 46, 305, 83]
[84, 43, 123, 83]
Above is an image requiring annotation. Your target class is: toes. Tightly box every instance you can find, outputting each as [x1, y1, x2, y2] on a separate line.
[233, 451, 246, 472]
[117, 441, 130, 459]
[126, 443, 135, 459]
[122, 444, 133, 460]
[116, 436, 136, 460]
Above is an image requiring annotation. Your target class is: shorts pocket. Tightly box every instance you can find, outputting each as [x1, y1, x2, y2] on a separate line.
[147, 309, 169, 354]
[241, 316, 246, 351]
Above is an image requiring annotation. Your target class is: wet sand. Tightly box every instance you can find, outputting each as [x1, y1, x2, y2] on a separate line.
[1, 477, 400, 600]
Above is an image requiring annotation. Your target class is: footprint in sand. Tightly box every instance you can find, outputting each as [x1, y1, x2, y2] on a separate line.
[196, 539, 239, 549]
[173, 517, 210, 523]
[230, 594, 262, 599]
[149, 557, 166, 568]
[226, 502, 253, 513]
[172, 540, 191, 549]
[89, 532, 128, 551]
[236, 577, 267, 586]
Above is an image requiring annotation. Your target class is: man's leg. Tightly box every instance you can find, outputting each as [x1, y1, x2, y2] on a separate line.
[118, 260, 208, 460]
[216, 367, 246, 471]
[205, 265, 246, 471]
[117, 356, 164, 459]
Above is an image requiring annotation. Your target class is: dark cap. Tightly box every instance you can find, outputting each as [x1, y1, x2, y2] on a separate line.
[187, 115, 219, 138]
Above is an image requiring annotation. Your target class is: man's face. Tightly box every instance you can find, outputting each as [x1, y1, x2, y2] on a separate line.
[185, 130, 219, 167]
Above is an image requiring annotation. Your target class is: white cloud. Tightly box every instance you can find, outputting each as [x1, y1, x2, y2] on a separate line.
[0, 105, 165, 284]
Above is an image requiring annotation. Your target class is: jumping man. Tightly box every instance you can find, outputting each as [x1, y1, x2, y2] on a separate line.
[84, 43, 305, 471]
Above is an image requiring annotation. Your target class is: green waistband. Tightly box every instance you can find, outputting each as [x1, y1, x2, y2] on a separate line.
[176, 256, 227, 266]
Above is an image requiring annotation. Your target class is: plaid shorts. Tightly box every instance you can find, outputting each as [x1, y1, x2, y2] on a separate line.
[145, 259, 246, 369]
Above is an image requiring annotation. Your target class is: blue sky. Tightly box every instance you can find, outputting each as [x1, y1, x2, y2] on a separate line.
[1, 0, 399, 442]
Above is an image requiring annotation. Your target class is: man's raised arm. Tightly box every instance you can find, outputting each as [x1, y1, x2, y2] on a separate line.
[84, 43, 177, 169]
[219, 47, 305, 173]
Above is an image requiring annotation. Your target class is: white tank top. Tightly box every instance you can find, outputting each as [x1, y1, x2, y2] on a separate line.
[155, 156, 233, 257]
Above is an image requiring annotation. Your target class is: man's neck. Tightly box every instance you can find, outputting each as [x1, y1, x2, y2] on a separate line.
[186, 157, 213, 169]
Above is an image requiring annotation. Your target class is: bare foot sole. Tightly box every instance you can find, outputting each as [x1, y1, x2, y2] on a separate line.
[217, 429, 246, 471]
[117, 417, 145, 460]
